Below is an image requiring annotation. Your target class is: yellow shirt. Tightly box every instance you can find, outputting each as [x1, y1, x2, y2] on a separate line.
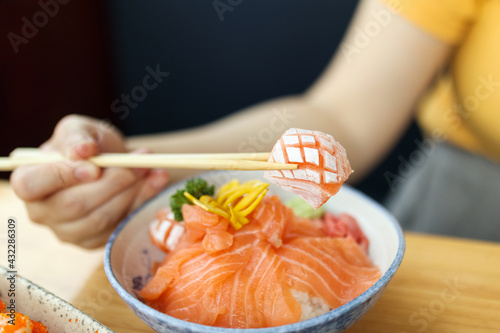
[384, 0, 500, 162]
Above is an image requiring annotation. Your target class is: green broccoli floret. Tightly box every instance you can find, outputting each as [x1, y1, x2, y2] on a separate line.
[170, 178, 215, 221]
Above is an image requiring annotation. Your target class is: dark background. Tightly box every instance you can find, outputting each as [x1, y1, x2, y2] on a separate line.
[0, 0, 422, 202]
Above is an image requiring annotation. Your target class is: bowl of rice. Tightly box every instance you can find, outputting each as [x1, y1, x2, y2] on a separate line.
[104, 170, 405, 333]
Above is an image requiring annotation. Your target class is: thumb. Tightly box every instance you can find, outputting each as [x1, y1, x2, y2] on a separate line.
[49, 115, 125, 159]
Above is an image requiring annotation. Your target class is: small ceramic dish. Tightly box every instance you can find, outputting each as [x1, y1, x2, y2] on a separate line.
[0, 265, 113, 333]
[105, 171, 405, 333]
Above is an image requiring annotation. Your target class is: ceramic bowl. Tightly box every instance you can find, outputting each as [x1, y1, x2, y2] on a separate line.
[104, 171, 405, 333]
[0, 265, 112, 333]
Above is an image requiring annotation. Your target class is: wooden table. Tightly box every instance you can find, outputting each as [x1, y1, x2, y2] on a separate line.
[1, 180, 499, 332]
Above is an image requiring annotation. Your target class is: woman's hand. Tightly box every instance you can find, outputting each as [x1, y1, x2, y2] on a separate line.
[10, 114, 170, 248]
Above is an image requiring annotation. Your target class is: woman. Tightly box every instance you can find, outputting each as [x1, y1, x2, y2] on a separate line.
[10, 0, 500, 247]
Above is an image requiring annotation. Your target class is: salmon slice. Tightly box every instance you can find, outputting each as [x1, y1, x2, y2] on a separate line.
[276, 237, 381, 309]
[283, 215, 326, 242]
[145, 234, 301, 328]
[212, 239, 301, 328]
[138, 245, 206, 300]
[182, 204, 230, 241]
[264, 128, 353, 208]
[140, 196, 379, 328]
[202, 229, 234, 254]
[248, 195, 288, 248]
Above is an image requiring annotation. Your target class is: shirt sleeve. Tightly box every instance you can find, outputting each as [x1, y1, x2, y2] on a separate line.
[381, 0, 480, 45]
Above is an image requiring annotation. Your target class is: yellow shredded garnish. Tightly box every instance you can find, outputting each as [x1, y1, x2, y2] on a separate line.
[184, 192, 230, 219]
[183, 179, 269, 230]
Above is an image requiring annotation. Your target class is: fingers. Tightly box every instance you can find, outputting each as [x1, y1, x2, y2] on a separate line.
[23, 168, 169, 249]
[26, 166, 145, 223]
[12, 145, 154, 203]
[10, 112, 174, 250]
[51, 115, 102, 159]
[24, 149, 162, 222]
[43, 170, 169, 249]
[49, 180, 144, 248]
[11, 112, 171, 249]
[11, 161, 100, 202]
[49, 114, 126, 159]
[11, 114, 124, 201]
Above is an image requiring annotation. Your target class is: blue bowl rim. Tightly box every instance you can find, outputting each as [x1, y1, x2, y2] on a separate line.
[104, 174, 406, 332]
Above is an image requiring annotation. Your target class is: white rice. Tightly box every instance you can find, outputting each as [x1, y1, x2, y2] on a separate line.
[291, 289, 331, 321]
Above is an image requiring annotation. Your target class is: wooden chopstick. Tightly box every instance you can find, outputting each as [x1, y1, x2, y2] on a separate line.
[9, 148, 271, 161]
[0, 148, 297, 171]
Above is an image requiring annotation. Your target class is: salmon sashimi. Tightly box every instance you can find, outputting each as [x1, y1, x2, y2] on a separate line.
[139, 196, 380, 328]
[248, 195, 289, 248]
[264, 128, 353, 208]
[182, 204, 233, 253]
[276, 237, 380, 309]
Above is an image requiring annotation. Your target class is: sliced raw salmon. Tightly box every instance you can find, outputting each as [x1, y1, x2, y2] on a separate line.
[276, 237, 380, 309]
[248, 195, 288, 248]
[264, 128, 353, 208]
[139, 196, 379, 328]
[182, 205, 230, 241]
[202, 228, 234, 254]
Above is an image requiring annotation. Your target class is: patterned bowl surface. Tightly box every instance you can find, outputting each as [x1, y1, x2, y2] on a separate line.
[0, 266, 113, 333]
[105, 171, 405, 333]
